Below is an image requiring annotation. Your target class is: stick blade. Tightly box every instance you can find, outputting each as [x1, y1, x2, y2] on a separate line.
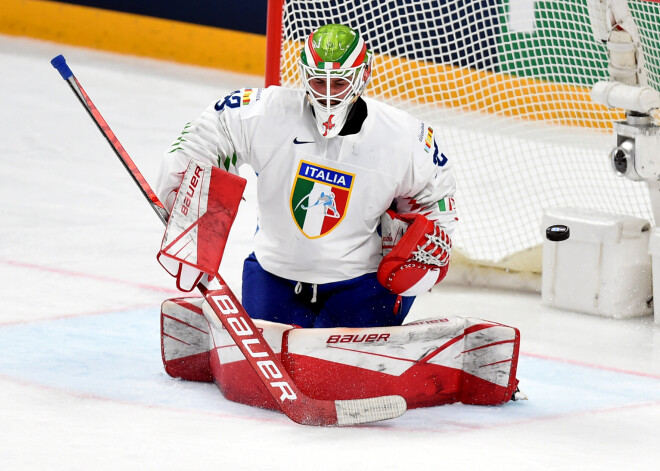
[335, 395, 407, 426]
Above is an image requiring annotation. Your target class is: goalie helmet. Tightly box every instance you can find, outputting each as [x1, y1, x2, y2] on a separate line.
[299, 24, 373, 138]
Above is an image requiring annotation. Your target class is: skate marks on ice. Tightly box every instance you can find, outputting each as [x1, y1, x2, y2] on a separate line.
[0, 309, 659, 432]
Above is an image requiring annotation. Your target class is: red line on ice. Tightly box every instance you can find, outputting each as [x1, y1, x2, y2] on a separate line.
[521, 351, 660, 380]
[0, 258, 179, 294]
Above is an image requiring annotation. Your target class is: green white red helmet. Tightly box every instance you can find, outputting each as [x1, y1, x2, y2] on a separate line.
[299, 24, 373, 138]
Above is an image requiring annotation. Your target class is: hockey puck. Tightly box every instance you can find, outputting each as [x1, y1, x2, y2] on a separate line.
[546, 224, 570, 242]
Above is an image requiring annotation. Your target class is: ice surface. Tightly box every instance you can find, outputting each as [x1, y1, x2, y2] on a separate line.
[1, 34, 659, 470]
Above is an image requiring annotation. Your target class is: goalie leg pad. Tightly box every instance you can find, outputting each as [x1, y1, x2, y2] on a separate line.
[459, 319, 521, 405]
[202, 300, 298, 411]
[161, 297, 213, 382]
[282, 317, 520, 408]
[174, 303, 520, 410]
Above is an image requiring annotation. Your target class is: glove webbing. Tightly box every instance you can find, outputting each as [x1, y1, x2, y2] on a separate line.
[412, 226, 451, 267]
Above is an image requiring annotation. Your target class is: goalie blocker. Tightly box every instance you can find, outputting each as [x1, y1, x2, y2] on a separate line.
[157, 159, 247, 291]
[161, 297, 521, 410]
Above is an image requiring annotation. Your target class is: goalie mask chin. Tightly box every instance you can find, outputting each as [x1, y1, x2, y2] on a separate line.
[299, 24, 373, 139]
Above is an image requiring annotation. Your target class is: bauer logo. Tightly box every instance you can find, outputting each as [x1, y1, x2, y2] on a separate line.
[326, 333, 390, 343]
[181, 164, 204, 216]
[290, 161, 354, 238]
[209, 293, 297, 403]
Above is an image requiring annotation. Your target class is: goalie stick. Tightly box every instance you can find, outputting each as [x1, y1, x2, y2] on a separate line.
[51, 54, 406, 426]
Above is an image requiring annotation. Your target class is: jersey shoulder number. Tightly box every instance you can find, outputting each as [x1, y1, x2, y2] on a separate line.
[215, 88, 264, 112]
[419, 125, 448, 167]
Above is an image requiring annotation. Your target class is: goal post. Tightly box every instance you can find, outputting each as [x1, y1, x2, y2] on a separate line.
[265, 0, 660, 289]
[265, 0, 284, 87]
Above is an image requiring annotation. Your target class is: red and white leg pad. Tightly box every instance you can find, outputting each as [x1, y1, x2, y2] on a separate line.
[161, 299, 520, 410]
[202, 301, 297, 411]
[283, 317, 519, 407]
[161, 298, 214, 383]
[161, 297, 297, 410]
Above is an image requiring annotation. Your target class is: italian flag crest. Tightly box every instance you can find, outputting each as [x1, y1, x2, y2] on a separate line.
[290, 160, 355, 238]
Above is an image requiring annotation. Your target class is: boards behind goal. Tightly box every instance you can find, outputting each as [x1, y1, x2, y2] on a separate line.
[265, 0, 660, 290]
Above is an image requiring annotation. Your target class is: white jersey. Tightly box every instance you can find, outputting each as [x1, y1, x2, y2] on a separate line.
[156, 86, 457, 284]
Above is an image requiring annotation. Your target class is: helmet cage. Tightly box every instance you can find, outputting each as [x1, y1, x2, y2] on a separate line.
[300, 62, 370, 114]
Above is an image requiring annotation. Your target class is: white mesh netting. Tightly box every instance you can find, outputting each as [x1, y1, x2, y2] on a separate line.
[274, 0, 660, 274]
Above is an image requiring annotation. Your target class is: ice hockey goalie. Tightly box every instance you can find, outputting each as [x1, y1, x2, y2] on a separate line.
[156, 159, 520, 412]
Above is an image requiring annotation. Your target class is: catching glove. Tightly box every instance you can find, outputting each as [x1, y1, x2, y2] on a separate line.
[377, 210, 451, 296]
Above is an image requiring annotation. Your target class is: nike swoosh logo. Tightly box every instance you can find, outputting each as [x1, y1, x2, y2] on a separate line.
[293, 138, 314, 144]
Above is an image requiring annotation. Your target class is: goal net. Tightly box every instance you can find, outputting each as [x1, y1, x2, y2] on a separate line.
[266, 0, 660, 287]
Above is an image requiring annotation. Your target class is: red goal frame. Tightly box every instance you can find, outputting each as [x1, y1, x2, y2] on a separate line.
[265, 0, 284, 86]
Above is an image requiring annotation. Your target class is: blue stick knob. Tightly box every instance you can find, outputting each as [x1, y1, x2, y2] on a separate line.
[51, 55, 73, 80]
